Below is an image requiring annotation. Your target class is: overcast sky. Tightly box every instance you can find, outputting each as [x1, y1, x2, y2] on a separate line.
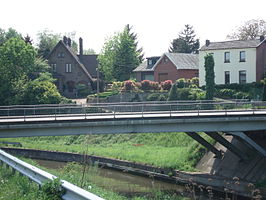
[1, 0, 266, 57]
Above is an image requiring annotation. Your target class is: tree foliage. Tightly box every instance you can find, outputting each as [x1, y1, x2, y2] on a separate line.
[0, 27, 22, 46]
[169, 24, 200, 54]
[227, 19, 266, 40]
[37, 29, 61, 59]
[98, 25, 142, 81]
[168, 83, 178, 101]
[204, 54, 215, 100]
[0, 37, 64, 105]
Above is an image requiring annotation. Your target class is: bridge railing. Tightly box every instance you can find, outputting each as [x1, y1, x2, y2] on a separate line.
[0, 100, 265, 120]
[0, 149, 104, 200]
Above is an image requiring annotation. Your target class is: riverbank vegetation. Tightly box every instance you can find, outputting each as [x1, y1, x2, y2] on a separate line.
[0, 132, 214, 171]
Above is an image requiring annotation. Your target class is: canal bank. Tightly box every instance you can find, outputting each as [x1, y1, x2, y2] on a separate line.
[1, 147, 264, 199]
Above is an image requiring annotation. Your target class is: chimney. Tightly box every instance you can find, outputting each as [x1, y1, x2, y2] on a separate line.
[260, 35, 265, 42]
[79, 37, 83, 56]
[63, 36, 67, 45]
[67, 38, 71, 47]
[205, 40, 210, 46]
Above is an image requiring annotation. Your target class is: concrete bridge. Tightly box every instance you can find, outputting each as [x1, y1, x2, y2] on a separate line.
[0, 100, 266, 161]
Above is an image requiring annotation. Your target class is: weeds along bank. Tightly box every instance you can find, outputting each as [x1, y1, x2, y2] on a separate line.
[0, 132, 214, 171]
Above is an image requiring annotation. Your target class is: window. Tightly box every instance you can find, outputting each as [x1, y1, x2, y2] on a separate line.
[224, 52, 230, 63]
[239, 70, 246, 84]
[148, 59, 153, 66]
[66, 64, 72, 73]
[50, 64, 56, 72]
[224, 71, 230, 84]
[240, 51, 246, 62]
[58, 52, 64, 58]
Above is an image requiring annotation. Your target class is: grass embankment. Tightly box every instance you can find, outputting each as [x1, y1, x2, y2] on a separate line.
[0, 132, 214, 171]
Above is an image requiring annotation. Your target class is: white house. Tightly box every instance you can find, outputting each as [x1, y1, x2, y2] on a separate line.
[199, 36, 266, 86]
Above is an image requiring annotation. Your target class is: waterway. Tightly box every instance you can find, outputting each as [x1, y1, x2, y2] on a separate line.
[33, 159, 191, 199]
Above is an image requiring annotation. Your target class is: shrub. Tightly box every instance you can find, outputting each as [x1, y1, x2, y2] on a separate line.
[140, 80, 156, 91]
[123, 80, 135, 91]
[150, 81, 161, 91]
[158, 94, 167, 101]
[76, 83, 91, 98]
[111, 81, 124, 91]
[190, 77, 199, 87]
[161, 80, 172, 91]
[177, 88, 191, 100]
[176, 78, 187, 88]
[168, 84, 178, 101]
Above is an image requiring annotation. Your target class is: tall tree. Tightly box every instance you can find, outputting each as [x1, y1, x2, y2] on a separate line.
[204, 54, 215, 100]
[37, 29, 61, 59]
[125, 24, 144, 63]
[0, 27, 22, 45]
[169, 24, 200, 54]
[98, 25, 142, 81]
[227, 19, 266, 40]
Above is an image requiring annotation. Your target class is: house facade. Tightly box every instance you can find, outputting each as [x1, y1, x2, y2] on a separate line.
[48, 37, 98, 98]
[134, 53, 198, 82]
[199, 36, 266, 86]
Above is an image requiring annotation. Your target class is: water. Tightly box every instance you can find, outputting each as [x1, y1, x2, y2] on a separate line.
[34, 159, 187, 197]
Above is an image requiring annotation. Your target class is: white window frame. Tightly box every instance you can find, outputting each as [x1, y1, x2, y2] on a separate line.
[66, 64, 72, 73]
[51, 64, 56, 72]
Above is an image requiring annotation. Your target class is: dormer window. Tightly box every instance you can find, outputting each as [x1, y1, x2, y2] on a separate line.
[163, 57, 169, 63]
[58, 52, 64, 58]
[224, 52, 230, 63]
[240, 51, 246, 62]
[148, 59, 153, 66]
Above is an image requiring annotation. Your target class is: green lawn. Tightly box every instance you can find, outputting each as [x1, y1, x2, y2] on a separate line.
[0, 132, 214, 171]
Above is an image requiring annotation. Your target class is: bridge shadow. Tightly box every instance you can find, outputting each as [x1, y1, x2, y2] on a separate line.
[197, 133, 266, 183]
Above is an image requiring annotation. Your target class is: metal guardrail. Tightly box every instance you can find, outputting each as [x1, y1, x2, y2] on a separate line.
[0, 149, 104, 200]
[0, 100, 265, 121]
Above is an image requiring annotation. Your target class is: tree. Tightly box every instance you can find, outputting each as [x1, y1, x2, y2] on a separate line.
[169, 24, 200, 54]
[0, 27, 22, 45]
[227, 19, 266, 40]
[168, 83, 178, 101]
[84, 48, 96, 55]
[37, 29, 61, 58]
[24, 34, 33, 45]
[125, 24, 144, 63]
[204, 54, 215, 100]
[98, 25, 142, 81]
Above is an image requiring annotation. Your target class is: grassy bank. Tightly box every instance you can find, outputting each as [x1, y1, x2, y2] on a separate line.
[0, 132, 214, 171]
[0, 158, 189, 200]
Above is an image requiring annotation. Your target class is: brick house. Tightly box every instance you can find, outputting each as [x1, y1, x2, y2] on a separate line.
[199, 36, 266, 86]
[48, 37, 98, 98]
[134, 53, 199, 82]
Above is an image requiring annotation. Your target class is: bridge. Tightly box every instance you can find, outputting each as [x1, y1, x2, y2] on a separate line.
[1, 100, 266, 160]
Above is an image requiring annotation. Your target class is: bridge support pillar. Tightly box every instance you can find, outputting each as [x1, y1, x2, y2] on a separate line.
[205, 132, 249, 161]
[226, 131, 266, 157]
[186, 132, 223, 159]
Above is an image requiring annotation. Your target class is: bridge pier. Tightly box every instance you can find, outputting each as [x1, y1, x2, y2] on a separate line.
[186, 132, 223, 159]
[204, 132, 249, 161]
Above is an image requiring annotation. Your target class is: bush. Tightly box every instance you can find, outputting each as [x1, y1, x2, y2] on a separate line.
[146, 93, 166, 101]
[168, 84, 178, 101]
[111, 81, 123, 91]
[124, 80, 135, 91]
[160, 80, 172, 91]
[76, 83, 91, 98]
[177, 88, 191, 100]
[176, 78, 187, 88]
[190, 77, 199, 87]
[140, 80, 160, 91]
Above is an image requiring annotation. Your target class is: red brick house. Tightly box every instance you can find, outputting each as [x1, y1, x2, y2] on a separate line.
[134, 53, 199, 82]
[48, 37, 98, 98]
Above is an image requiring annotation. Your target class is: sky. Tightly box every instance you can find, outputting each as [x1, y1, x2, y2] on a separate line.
[1, 0, 266, 57]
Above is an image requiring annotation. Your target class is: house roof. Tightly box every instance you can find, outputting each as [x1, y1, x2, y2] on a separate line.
[200, 39, 264, 51]
[77, 54, 98, 78]
[133, 61, 153, 72]
[48, 40, 94, 82]
[134, 53, 199, 72]
[155, 53, 199, 70]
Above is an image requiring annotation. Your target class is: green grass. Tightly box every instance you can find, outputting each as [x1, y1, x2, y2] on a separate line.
[0, 132, 214, 171]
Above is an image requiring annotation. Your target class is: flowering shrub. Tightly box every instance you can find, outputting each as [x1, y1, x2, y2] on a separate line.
[140, 80, 152, 91]
[161, 80, 172, 91]
[123, 80, 135, 91]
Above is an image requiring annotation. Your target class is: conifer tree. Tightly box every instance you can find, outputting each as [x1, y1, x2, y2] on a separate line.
[169, 24, 200, 54]
[204, 54, 215, 100]
[168, 83, 178, 101]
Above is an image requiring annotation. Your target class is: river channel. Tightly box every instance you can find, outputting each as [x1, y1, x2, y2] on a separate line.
[33, 159, 190, 199]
